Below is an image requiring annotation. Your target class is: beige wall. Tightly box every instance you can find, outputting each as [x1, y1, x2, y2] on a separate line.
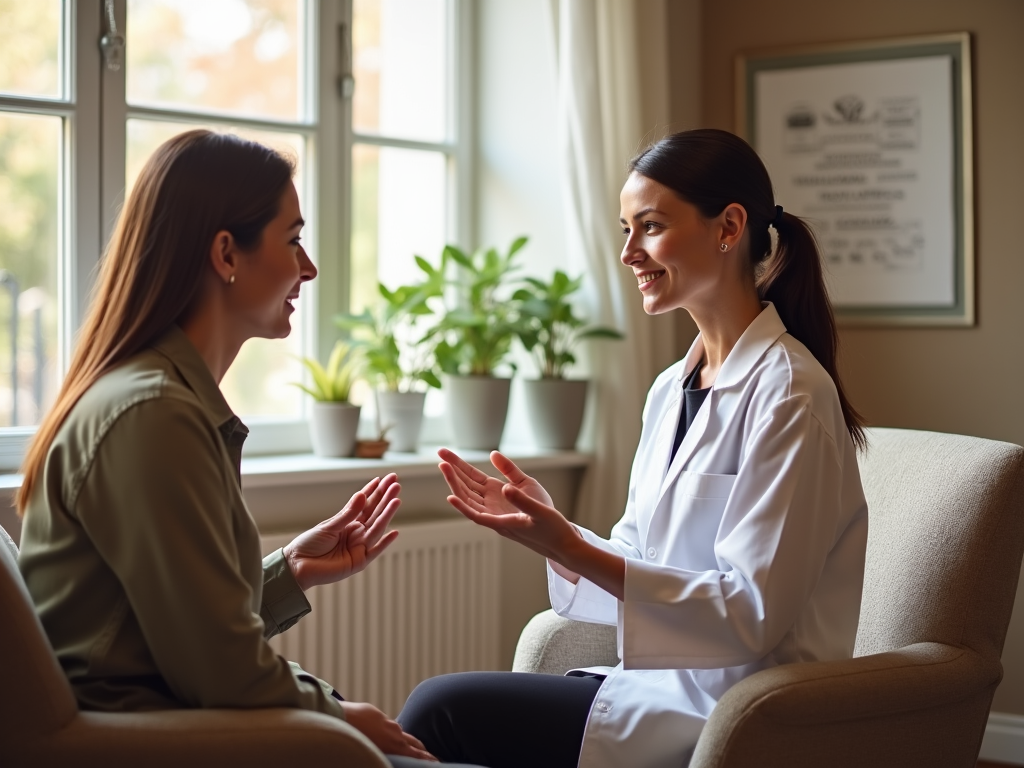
[670, 0, 1024, 715]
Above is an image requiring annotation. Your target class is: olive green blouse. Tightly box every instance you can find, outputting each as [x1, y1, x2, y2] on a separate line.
[18, 326, 344, 720]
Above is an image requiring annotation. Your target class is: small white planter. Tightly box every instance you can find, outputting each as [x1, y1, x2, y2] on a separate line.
[523, 379, 589, 450]
[309, 402, 361, 457]
[443, 374, 512, 451]
[376, 391, 427, 453]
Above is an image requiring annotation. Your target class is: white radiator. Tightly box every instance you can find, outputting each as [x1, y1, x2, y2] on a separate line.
[261, 517, 501, 716]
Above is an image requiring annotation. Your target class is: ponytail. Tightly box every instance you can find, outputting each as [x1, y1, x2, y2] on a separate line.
[761, 212, 866, 449]
[629, 129, 866, 449]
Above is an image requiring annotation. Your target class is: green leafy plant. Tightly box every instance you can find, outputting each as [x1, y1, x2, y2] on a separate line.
[514, 269, 623, 379]
[292, 341, 364, 402]
[335, 261, 444, 392]
[429, 236, 528, 377]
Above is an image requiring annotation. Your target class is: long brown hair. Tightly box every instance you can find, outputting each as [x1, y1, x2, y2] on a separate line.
[629, 129, 866, 449]
[17, 130, 294, 513]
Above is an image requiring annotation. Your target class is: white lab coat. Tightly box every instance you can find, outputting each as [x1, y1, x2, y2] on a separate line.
[548, 303, 868, 768]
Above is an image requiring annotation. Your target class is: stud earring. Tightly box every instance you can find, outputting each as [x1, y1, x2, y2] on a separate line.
[720, 243, 729, 252]
[228, 275, 236, 284]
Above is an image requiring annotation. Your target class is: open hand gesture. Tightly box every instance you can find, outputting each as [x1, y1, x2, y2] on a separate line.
[284, 474, 401, 592]
[437, 449, 578, 561]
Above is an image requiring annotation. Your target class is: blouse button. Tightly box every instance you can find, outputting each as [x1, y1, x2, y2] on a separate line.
[595, 701, 611, 713]
[647, 546, 657, 559]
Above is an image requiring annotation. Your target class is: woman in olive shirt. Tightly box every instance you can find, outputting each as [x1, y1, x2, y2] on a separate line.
[16, 131, 447, 766]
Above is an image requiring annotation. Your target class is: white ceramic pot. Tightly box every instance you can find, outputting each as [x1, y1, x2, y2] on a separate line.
[443, 374, 512, 451]
[523, 378, 589, 450]
[309, 402, 361, 457]
[376, 390, 427, 453]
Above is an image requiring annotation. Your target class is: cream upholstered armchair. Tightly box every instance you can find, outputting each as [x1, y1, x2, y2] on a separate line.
[513, 427, 1024, 768]
[0, 524, 391, 768]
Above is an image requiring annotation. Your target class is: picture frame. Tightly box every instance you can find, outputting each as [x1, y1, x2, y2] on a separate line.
[737, 33, 974, 326]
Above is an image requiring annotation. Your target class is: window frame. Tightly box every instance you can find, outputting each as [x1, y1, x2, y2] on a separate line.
[0, 0, 472, 469]
[346, 0, 474, 443]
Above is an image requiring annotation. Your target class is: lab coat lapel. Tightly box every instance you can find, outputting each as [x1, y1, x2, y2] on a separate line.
[655, 391, 711, 514]
[651, 303, 788, 515]
[639, 336, 706, 536]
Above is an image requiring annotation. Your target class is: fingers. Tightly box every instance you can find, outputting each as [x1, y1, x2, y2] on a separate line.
[364, 497, 401, 547]
[446, 494, 530, 530]
[362, 473, 398, 520]
[503, 484, 560, 517]
[437, 448, 491, 485]
[364, 480, 401, 523]
[439, 462, 482, 503]
[490, 451, 530, 484]
[365, 528, 400, 561]
[399, 732, 437, 762]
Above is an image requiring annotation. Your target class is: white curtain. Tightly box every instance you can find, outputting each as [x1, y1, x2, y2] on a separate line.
[548, 0, 680, 534]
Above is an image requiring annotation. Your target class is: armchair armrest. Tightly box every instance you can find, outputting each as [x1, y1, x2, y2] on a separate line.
[513, 609, 619, 675]
[691, 642, 1002, 768]
[12, 708, 391, 768]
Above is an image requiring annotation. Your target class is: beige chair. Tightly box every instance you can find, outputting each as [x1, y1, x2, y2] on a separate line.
[0, 524, 390, 768]
[513, 427, 1024, 768]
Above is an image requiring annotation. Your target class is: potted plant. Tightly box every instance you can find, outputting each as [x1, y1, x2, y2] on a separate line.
[293, 341, 364, 457]
[514, 269, 623, 449]
[427, 236, 527, 450]
[336, 265, 443, 452]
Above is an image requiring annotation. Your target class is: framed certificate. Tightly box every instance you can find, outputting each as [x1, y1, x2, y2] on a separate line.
[737, 34, 974, 325]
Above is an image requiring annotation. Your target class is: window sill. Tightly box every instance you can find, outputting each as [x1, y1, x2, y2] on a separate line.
[239, 446, 592, 490]
[0, 446, 592, 493]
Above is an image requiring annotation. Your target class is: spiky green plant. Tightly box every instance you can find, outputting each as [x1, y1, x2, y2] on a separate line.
[292, 342, 364, 402]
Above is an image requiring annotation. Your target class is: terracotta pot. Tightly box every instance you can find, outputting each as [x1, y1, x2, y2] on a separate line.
[523, 378, 589, 450]
[354, 439, 390, 459]
[309, 402, 361, 457]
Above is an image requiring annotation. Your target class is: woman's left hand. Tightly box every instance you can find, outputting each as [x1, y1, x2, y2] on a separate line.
[284, 474, 401, 592]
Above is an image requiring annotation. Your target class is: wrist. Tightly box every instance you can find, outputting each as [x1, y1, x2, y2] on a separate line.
[282, 545, 307, 592]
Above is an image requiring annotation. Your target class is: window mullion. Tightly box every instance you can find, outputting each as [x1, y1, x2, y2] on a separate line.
[316, 0, 352, 363]
[70, 0, 104, 360]
[98, 0, 127, 251]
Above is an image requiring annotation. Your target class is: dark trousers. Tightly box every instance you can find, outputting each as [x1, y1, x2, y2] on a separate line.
[397, 672, 604, 768]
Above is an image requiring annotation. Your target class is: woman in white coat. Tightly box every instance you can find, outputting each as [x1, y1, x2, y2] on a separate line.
[397, 129, 869, 768]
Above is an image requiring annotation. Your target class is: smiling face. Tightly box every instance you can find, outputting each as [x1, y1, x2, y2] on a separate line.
[229, 181, 316, 339]
[619, 171, 755, 318]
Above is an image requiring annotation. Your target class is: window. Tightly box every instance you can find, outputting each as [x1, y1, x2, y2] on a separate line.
[0, 0, 469, 469]
[349, 0, 472, 428]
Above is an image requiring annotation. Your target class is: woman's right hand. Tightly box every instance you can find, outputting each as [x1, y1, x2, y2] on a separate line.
[339, 701, 437, 761]
[437, 448, 580, 563]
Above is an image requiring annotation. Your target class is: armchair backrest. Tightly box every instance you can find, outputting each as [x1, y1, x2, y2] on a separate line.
[854, 428, 1024, 664]
[0, 523, 78, 741]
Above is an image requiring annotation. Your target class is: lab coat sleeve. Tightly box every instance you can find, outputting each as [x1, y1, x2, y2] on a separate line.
[547, 444, 645, 625]
[621, 394, 848, 669]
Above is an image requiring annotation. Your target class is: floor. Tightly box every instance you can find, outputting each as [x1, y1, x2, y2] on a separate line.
[977, 762, 1015, 767]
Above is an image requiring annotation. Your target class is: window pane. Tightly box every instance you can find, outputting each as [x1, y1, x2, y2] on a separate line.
[127, 0, 303, 121]
[353, 0, 448, 143]
[350, 144, 447, 313]
[0, 0, 62, 99]
[0, 112, 60, 427]
[126, 118, 310, 419]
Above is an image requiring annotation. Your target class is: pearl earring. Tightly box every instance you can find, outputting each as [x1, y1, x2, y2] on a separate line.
[228, 275, 236, 284]
[720, 243, 729, 252]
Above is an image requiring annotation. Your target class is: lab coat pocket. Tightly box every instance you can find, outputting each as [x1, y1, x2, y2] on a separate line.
[658, 471, 738, 570]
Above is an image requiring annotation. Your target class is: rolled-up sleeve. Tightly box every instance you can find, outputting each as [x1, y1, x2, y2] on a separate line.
[73, 396, 344, 720]
[260, 549, 311, 639]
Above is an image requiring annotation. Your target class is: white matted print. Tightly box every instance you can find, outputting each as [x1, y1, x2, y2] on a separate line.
[738, 35, 973, 325]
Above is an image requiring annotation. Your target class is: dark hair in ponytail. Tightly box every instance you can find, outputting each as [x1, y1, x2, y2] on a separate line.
[629, 128, 865, 449]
